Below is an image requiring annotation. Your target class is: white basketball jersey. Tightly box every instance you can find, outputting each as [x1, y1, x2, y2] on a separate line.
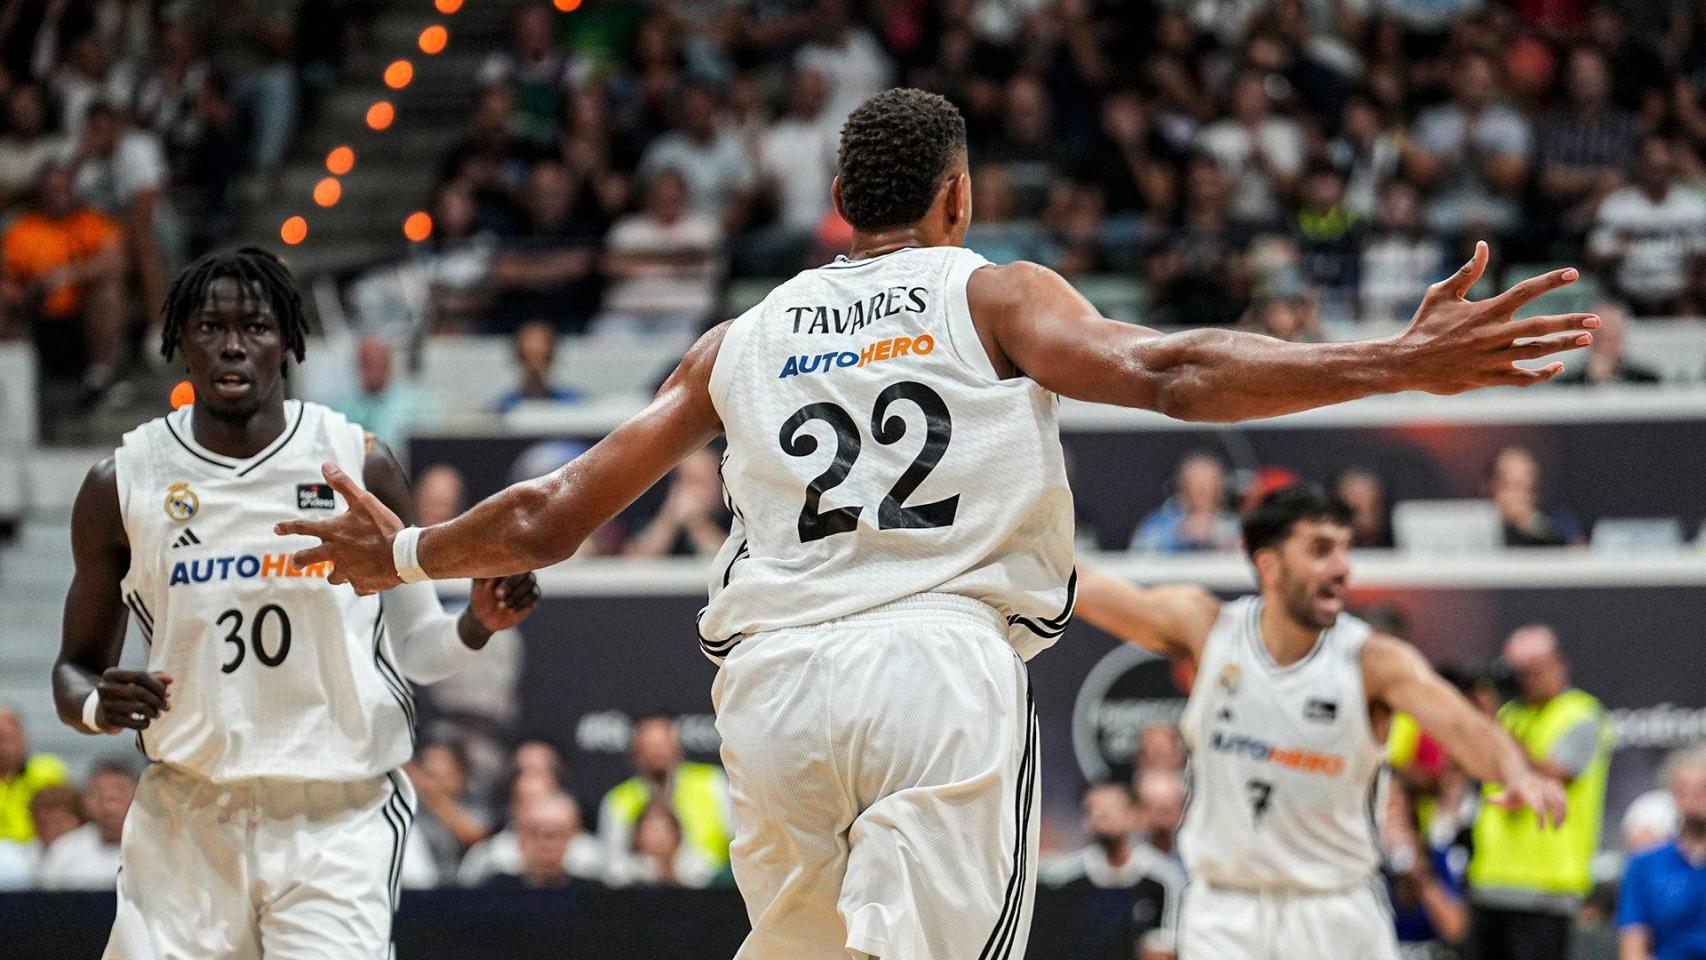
[112, 400, 414, 784]
[1177, 596, 1386, 892]
[698, 246, 1076, 661]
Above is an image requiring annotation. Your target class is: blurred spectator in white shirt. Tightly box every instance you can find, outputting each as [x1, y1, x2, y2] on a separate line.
[1197, 71, 1305, 228]
[606, 802, 716, 889]
[794, 0, 894, 128]
[1359, 179, 1446, 325]
[459, 774, 604, 886]
[62, 101, 178, 322]
[1589, 136, 1706, 317]
[638, 81, 756, 228]
[36, 761, 133, 890]
[595, 169, 722, 339]
[0, 84, 66, 213]
[1406, 51, 1531, 236]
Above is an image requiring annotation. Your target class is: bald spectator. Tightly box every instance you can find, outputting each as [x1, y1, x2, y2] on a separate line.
[481, 791, 593, 891]
[622, 447, 730, 558]
[1618, 745, 1706, 960]
[0, 707, 69, 845]
[1486, 445, 1584, 548]
[27, 785, 83, 857]
[0, 164, 126, 404]
[460, 775, 603, 886]
[1042, 782, 1183, 960]
[494, 321, 581, 413]
[1130, 453, 1242, 554]
[1468, 625, 1611, 960]
[36, 761, 133, 889]
[327, 336, 437, 452]
[1134, 768, 1186, 869]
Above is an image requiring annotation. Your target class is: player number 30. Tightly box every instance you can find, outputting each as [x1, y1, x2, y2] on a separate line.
[217, 604, 293, 673]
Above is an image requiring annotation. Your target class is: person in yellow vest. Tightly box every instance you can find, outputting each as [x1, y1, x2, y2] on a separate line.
[598, 713, 732, 872]
[0, 707, 69, 844]
[1468, 624, 1611, 960]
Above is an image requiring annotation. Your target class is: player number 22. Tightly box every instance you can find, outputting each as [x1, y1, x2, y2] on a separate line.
[779, 381, 960, 543]
[218, 604, 293, 674]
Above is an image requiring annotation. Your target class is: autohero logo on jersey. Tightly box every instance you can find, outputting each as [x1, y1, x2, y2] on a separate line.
[1208, 731, 1347, 776]
[778, 334, 937, 379]
[168, 553, 332, 587]
[296, 483, 336, 510]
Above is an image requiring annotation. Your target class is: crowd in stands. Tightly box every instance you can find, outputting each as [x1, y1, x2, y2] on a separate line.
[376, 0, 1706, 344]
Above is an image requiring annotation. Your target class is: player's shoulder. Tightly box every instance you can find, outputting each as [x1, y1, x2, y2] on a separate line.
[964, 259, 1059, 308]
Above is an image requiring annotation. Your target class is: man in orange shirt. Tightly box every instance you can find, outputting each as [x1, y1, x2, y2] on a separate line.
[1, 164, 125, 402]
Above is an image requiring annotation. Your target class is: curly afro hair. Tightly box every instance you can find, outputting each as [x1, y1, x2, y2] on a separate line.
[836, 88, 967, 231]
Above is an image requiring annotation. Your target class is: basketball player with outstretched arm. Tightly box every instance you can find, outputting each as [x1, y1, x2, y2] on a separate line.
[281, 90, 1592, 960]
[52, 248, 541, 959]
[1075, 486, 1568, 960]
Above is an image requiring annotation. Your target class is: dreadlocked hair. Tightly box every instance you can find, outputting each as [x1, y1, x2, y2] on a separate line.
[160, 247, 308, 364]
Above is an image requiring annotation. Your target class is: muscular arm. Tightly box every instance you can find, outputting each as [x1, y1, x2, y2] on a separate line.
[282, 324, 727, 586]
[51, 459, 169, 732]
[1362, 634, 1564, 824]
[1073, 569, 1219, 662]
[971, 247, 1595, 421]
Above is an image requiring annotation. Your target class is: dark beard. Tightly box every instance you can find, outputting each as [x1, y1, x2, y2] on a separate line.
[1283, 580, 1334, 630]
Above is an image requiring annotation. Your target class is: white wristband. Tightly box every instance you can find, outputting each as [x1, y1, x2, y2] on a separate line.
[81, 689, 104, 733]
[392, 526, 430, 584]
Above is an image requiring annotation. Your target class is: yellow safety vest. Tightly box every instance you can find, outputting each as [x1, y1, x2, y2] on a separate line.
[604, 763, 730, 867]
[1469, 689, 1610, 898]
[0, 754, 70, 843]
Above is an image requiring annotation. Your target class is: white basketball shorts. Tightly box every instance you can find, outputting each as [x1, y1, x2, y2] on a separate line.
[713, 593, 1040, 960]
[1178, 878, 1402, 960]
[104, 762, 414, 960]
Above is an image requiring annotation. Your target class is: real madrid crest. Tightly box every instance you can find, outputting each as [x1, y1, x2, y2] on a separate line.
[164, 481, 199, 522]
[1217, 662, 1241, 694]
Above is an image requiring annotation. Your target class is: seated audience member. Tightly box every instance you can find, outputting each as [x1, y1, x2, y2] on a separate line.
[1623, 788, 1681, 858]
[1589, 136, 1706, 317]
[1555, 301, 1659, 386]
[1042, 782, 1183, 960]
[595, 169, 721, 340]
[489, 160, 604, 334]
[36, 761, 133, 889]
[0, 707, 70, 844]
[622, 448, 730, 559]
[1485, 445, 1584, 547]
[746, 66, 837, 274]
[326, 336, 437, 452]
[1334, 466, 1394, 548]
[1130, 452, 1242, 554]
[1359, 178, 1446, 326]
[408, 741, 495, 881]
[606, 802, 715, 889]
[964, 163, 1056, 267]
[1618, 745, 1706, 960]
[1290, 163, 1361, 324]
[1404, 50, 1531, 238]
[0, 165, 125, 402]
[1536, 45, 1637, 240]
[481, 792, 596, 891]
[1143, 153, 1252, 328]
[599, 714, 732, 870]
[459, 773, 602, 885]
[1134, 723, 1187, 777]
[1382, 785, 1469, 953]
[494, 320, 581, 413]
[415, 464, 468, 528]
[637, 80, 756, 228]
[63, 101, 177, 322]
[1134, 768, 1186, 870]
[27, 785, 84, 857]
[0, 84, 66, 213]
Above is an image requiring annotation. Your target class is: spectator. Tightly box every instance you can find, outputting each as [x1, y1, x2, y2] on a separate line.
[407, 741, 494, 881]
[1406, 50, 1532, 237]
[594, 169, 722, 340]
[747, 66, 837, 273]
[26, 784, 83, 856]
[0, 83, 64, 212]
[1329, 91, 1403, 221]
[63, 101, 177, 323]
[1382, 784, 1470, 954]
[1144, 153, 1253, 328]
[1359, 178, 1447, 326]
[132, 23, 241, 245]
[637, 80, 756, 229]
[1617, 744, 1706, 960]
[36, 760, 133, 889]
[481, 791, 594, 891]
[1589, 136, 1706, 317]
[220, 0, 300, 183]
[1622, 785, 1680, 858]
[327, 336, 437, 452]
[1334, 466, 1394, 548]
[1130, 452, 1242, 554]
[976, 74, 1063, 218]
[0, 164, 126, 402]
[415, 464, 467, 527]
[607, 802, 716, 889]
[1467, 624, 1612, 960]
[1196, 70, 1305, 229]
[1291, 163, 1360, 324]
[598, 714, 732, 871]
[1133, 768, 1186, 870]
[1485, 445, 1584, 548]
[1555, 300, 1660, 385]
[621, 447, 730, 559]
[965, 162, 1056, 267]
[489, 159, 603, 334]
[1536, 45, 1639, 241]
[459, 773, 603, 885]
[1134, 723, 1187, 776]
[1238, 283, 1321, 343]
[479, 4, 580, 147]
[50, 32, 133, 143]
[0, 709, 68, 844]
[494, 321, 582, 413]
[794, 0, 894, 129]
[1067, 87, 1180, 257]
[1041, 782, 1182, 960]
[439, 85, 544, 235]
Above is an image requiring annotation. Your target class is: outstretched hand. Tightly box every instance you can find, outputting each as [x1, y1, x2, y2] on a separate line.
[1488, 771, 1569, 829]
[274, 462, 404, 595]
[1396, 241, 1599, 395]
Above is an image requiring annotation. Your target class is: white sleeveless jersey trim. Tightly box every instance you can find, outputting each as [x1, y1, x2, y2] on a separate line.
[698, 245, 1076, 662]
[113, 401, 414, 784]
[1177, 596, 1385, 892]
